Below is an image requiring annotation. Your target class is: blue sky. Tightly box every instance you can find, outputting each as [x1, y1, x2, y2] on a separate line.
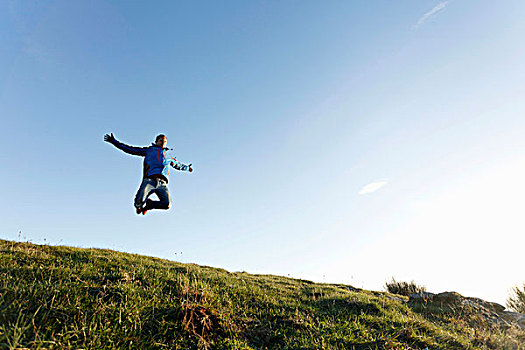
[2, 1, 525, 305]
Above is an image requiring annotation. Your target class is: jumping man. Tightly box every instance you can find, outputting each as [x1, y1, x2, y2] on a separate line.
[104, 133, 193, 215]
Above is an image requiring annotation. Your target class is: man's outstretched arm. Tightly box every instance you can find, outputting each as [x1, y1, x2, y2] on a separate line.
[104, 133, 147, 156]
[169, 156, 193, 172]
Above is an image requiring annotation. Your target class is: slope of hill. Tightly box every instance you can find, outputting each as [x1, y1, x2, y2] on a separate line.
[1, 239, 524, 349]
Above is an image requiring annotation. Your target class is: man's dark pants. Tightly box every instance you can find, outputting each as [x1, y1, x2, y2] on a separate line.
[134, 177, 171, 211]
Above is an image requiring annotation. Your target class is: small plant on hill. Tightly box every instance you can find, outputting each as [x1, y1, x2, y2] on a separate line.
[506, 283, 525, 313]
[385, 277, 426, 296]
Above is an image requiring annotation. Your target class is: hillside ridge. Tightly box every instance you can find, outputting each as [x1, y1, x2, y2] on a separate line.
[1, 239, 524, 349]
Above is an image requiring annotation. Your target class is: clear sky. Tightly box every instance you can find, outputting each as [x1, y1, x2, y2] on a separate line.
[2, 1, 525, 305]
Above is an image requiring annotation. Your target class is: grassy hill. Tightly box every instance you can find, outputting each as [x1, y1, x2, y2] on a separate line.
[1, 239, 523, 349]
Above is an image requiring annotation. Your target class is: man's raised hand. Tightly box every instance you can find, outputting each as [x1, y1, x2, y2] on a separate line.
[104, 133, 115, 143]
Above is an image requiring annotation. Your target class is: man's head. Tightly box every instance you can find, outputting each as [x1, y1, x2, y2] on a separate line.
[155, 134, 167, 148]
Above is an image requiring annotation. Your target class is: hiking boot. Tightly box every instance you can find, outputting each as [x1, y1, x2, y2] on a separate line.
[141, 199, 153, 215]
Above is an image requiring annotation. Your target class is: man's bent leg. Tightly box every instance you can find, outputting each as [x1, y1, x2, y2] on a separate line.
[134, 178, 156, 212]
[145, 182, 172, 210]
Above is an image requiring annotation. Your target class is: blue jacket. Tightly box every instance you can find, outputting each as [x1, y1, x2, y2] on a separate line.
[109, 138, 191, 182]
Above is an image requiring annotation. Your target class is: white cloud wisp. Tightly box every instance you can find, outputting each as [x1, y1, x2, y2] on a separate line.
[359, 180, 388, 195]
[413, 1, 453, 29]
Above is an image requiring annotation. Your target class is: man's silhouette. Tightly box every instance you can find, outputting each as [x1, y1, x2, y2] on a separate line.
[104, 133, 193, 215]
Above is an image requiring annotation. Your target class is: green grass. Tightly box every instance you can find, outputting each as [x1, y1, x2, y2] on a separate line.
[0, 239, 523, 349]
[384, 278, 426, 297]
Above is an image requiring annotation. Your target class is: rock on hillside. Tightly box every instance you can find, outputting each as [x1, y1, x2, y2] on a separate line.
[409, 291, 525, 330]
